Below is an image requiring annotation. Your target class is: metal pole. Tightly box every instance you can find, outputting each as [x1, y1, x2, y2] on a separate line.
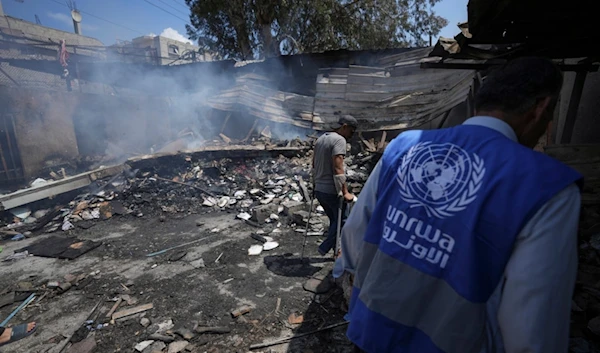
[334, 197, 343, 260]
[300, 192, 315, 260]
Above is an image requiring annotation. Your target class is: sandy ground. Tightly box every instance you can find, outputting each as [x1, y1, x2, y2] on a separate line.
[0, 211, 352, 353]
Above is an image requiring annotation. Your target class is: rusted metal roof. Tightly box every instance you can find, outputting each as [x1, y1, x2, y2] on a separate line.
[207, 48, 474, 132]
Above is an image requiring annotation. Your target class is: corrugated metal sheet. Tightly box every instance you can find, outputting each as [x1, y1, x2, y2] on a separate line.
[207, 48, 474, 131]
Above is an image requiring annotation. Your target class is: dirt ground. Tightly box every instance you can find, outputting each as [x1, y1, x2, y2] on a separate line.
[0, 210, 353, 353]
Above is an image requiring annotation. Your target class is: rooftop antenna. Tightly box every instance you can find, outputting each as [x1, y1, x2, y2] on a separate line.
[35, 14, 41, 24]
[67, 0, 82, 35]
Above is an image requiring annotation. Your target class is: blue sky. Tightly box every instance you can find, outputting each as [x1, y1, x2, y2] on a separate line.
[1, 0, 468, 46]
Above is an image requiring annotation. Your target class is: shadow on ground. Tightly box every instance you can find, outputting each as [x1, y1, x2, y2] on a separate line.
[263, 254, 333, 277]
[282, 270, 354, 353]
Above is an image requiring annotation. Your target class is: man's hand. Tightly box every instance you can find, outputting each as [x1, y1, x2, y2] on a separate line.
[344, 192, 356, 203]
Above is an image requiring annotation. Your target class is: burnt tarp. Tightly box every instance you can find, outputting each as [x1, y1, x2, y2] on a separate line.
[207, 48, 473, 132]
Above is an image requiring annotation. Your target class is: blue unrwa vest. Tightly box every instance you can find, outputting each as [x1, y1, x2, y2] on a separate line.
[347, 125, 582, 353]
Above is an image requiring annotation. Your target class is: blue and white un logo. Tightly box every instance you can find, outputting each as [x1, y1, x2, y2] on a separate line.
[397, 142, 486, 219]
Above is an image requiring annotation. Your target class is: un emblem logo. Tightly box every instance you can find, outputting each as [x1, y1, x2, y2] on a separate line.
[397, 142, 486, 218]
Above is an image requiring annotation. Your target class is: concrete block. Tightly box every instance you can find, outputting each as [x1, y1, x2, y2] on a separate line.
[252, 204, 279, 223]
[282, 200, 307, 216]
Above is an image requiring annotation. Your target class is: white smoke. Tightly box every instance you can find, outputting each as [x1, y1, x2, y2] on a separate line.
[158, 28, 194, 45]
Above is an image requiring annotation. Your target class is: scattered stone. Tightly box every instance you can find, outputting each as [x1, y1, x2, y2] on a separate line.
[175, 328, 196, 340]
[168, 340, 189, 353]
[148, 341, 167, 353]
[134, 340, 154, 352]
[156, 319, 175, 333]
[149, 334, 175, 343]
[189, 258, 205, 269]
[184, 343, 197, 352]
[59, 282, 72, 293]
[303, 277, 332, 294]
[252, 204, 279, 224]
[217, 196, 230, 208]
[292, 210, 310, 227]
[195, 220, 205, 227]
[231, 305, 252, 318]
[140, 318, 151, 327]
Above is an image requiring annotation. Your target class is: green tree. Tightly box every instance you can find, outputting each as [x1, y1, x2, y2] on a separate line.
[185, 0, 448, 60]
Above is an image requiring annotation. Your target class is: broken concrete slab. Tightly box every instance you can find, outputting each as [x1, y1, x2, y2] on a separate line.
[148, 341, 167, 353]
[188, 258, 205, 269]
[135, 340, 154, 352]
[168, 340, 189, 353]
[282, 200, 307, 216]
[292, 210, 310, 226]
[252, 204, 280, 224]
[148, 333, 175, 343]
[0, 164, 128, 210]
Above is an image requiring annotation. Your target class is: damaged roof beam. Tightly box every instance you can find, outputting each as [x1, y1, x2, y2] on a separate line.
[421, 61, 600, 72]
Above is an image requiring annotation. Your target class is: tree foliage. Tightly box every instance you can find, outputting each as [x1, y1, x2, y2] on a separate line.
[185, 0, 448, 60]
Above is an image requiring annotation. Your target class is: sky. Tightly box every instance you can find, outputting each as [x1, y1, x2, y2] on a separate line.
[1, 0, 468, 46]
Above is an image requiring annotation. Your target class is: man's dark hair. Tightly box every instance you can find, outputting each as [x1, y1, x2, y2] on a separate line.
[337, 115, 359, 128]
[475, 57, 564, 116]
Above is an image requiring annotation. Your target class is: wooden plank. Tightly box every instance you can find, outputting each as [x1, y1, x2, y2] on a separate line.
[544, 145, 600, 165]
[560, 71, 587, 144]
[105, 298, 123, 318]
[220, 113, 231, 134]
[0, 292, 14, 309]
[112, 303, 153, 320]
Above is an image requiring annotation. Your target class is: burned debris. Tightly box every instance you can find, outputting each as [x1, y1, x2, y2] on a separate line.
[0, 133, 378, 353]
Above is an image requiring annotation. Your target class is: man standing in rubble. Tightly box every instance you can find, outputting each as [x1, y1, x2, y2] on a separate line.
[312, 115, 358, 256]
[340, 57, 582, 353]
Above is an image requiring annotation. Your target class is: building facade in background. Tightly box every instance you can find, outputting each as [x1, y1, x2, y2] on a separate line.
[108, 35, 212, 66]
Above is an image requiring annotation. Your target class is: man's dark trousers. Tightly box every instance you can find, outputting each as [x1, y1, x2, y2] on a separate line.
[315, 191, 347, 255]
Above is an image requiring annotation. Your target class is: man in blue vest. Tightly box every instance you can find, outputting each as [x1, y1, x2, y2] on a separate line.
[339, 57, 582, 353]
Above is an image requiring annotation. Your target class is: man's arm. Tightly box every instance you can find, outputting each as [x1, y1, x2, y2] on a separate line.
[340, 161, 382, 274]
[333, 154, 350, 197]
[498, 183, 580, 353]
[332, 137, 352, 198]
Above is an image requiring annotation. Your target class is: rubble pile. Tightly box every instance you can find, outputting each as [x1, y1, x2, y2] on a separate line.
[1, 141, 376, 237]
[571, 203, 600, 353]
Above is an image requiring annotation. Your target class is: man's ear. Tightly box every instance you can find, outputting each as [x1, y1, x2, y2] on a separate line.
[533, 96, 553, 123]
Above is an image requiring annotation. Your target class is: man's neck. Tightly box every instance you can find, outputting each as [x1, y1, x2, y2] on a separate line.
[475, 110, 520, 134]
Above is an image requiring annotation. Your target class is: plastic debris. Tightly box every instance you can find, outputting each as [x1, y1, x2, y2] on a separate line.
[263, 241, 279, 251]
[10, 207, 31, 220]
[11, 234, 25, 241]
[31, 178, 48, 187]
[237, 212, 251, 221]
[248, 245, 263, 256]
[62, 220, 75, 231]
